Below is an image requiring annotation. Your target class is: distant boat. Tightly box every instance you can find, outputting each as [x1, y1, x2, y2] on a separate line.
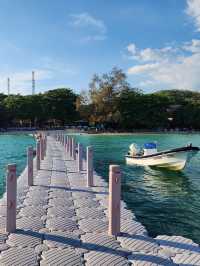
[125, 142, 199, 170]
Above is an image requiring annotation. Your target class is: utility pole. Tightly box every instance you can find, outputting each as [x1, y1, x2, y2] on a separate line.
[7, 78, 10, 96]
[32, 71, 35, 95]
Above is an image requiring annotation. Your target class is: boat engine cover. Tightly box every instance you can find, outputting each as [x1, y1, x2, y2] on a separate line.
[129, 143, 139, 156]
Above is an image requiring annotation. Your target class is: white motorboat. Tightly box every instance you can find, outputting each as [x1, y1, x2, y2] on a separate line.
[125, 142, 199, 170]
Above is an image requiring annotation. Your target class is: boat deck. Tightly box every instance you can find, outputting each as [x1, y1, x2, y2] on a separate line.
[0, 136, 199, 265]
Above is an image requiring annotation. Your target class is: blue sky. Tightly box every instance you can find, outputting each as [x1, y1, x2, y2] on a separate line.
[0, 0, 200, 94]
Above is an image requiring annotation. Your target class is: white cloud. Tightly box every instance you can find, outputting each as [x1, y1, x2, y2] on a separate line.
[70, 13, 106, 33]
[127, 40, 200, 90]
[127, 43, 137, 55]
[81, 34, 106, 43]
[183, 39, 200, 52]
[127, 44, 178, 62]
[186, 0, 200, 31]
[69, 12, 107, 42]
[127, 63, 159, 75]
[139, 48, 159, 62]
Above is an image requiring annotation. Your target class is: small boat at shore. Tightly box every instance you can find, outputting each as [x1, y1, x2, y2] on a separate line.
[125, 142, 199, 170]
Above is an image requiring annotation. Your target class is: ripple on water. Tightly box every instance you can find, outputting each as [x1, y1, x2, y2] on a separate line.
[0, 134, 35, 196]
[74, 133, 200, 244]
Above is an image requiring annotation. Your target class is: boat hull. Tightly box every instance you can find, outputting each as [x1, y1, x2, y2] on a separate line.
[126, 151, 190, 170]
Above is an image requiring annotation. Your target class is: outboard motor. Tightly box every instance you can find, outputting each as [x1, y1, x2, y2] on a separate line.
[129, 143, 139, 156]
[143, 142, 157, 156]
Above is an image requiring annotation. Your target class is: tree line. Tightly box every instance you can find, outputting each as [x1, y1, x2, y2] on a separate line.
[1, 67, 200, 130]
[0, 89, 78, 128]
[77, 68, 200, 131]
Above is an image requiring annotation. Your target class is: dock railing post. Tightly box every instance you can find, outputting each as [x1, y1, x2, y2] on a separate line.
[44, 135, 47, 156]
[62, 133, 65, 146]
[66, 136, 68, 150]
[68, 136, 70, 156]
[108, 165, 121, 237]
[78, 143, 83, 172]
[6, 164, 17, 233]
[71, 138, 74, 159]
[43, 136, 45, 157]
[69, 137, 72, 158]
[72, 138, 76, 160]
[36, 140, 40, 170]
[66, 136, 69, 154]
[87, 146, 93, 187]
[40, 138, 44, 160]
[66, 136, 69, 153]
[45, 135, 47, 156]
[27, 146, 34, 186]
[64, 135, 67, 149]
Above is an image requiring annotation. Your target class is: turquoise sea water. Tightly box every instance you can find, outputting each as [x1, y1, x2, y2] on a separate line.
[0, 134, 35, 196]
[74, 133, 200, 244]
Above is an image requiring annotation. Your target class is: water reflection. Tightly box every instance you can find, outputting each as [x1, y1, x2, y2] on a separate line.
[74, 133, 200, 244]
[142, 167, 191, 197]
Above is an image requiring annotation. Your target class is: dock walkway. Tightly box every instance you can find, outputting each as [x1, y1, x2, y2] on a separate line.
[0, 136, 199, 265]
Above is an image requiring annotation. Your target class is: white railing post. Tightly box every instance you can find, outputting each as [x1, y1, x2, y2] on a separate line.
[40, 138, 44, 160]
[87, 146, 93, 187]
[6, 164, 17, 233]
[45, 135, 47, 155]
[36, 140, 40, 170]
[27, 146, 34, 186]
[43, 136, 45, 157]
[78, 143, 83, 172]
[44, 135, 47, 156]
[71, 138, 74, 158]
[72, 138, 76, 160]
[69, 137, 72, 157]
[108, 165, 121, 237]
[64, 135, 67, 150]
[66, 136, 69, 154]
[62, 133, 64, 146]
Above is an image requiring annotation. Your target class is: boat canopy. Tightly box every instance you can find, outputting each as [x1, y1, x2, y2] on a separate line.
[144, 142, 157, 149]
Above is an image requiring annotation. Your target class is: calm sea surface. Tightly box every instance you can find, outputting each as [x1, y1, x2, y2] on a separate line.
[74, 133, 200, 244]
[0, 133, 200, 243]
[0, 134, 35, 196]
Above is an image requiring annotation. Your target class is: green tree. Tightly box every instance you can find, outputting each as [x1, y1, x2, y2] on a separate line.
[2, 88, 78, 128]
[88, 67, 131, 127]
[43, 88, 78, 126]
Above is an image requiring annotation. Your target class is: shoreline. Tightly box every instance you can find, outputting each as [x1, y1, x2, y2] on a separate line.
[72, 131, 200, 136]
[1, 128, 200, 136]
